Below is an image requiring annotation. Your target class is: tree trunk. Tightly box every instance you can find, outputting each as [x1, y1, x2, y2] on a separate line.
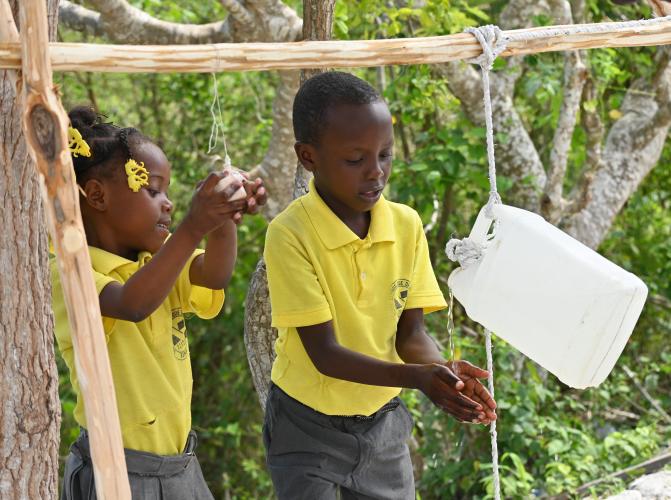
[0, 1, 60, 498]
[243, 0, 336, 411]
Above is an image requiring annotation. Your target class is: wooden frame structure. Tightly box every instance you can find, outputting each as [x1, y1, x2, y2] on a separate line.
[4, 1, 671, 498]
[1, 19, 671, 73]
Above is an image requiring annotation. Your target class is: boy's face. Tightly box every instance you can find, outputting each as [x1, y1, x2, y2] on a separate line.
[296, 100, 393, 216]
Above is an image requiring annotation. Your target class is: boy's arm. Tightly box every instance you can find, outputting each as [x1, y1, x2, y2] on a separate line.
[396, 308, 497, 422]
[297, 321, 486, 423]
[99, 173, 245, 322]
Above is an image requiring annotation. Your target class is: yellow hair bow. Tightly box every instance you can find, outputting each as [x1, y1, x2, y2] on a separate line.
[124, 159, 149, 192]
[68, 127, 91, 158]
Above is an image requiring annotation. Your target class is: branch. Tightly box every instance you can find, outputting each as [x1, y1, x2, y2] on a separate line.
[542, 50, 587, 223]
[58, 1, 104, 38]
[220, 0, 254, 26]
[565, 49, 671, 247]
[437, 61, 546, 210]
[61, 0, 233, 44]
[650, 0, 671, 17]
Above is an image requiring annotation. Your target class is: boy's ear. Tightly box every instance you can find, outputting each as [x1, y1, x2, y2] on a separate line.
[82, 179, 108, 212]
[294, 142, 317, 173]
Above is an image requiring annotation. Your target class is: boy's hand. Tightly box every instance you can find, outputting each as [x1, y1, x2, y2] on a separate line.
[446, 360, 497, 425]
[413, 363, 488, 423]
[184, 172, 247, 237]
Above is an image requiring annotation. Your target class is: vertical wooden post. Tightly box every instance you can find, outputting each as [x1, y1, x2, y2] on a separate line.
[18, 1, 131, 498]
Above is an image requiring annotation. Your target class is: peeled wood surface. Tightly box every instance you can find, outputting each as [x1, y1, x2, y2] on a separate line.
[19, 0, 130, 498]
[1, 19, 671, 73]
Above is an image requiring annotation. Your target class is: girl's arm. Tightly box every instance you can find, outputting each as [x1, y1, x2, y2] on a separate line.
[189, 178, 266, 289]
[99, 173, 245, 322]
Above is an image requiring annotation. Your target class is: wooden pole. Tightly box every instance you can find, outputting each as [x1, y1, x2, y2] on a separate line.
[18, 1, 131, 498]
[0, 17, 670, 73]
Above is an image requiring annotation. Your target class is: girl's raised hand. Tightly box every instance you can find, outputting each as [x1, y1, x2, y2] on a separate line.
[242, 177, 267, 215]
[184, 171, 248, 237]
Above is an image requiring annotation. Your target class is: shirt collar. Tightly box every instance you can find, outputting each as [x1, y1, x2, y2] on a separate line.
[300, 178, 396, 250]
[89, 246, 152, 275]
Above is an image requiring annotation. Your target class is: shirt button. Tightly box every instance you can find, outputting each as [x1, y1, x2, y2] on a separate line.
[361, 272, 367, 280]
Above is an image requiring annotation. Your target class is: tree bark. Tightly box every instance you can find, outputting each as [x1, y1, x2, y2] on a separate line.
[243, 0, 335, 411]
[0, 1, 60, 498]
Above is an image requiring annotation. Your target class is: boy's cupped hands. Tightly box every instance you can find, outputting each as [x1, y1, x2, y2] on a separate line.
[414, 360, 497, 425]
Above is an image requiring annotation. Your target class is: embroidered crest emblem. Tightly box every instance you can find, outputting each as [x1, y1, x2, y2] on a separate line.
[391, 279, 410, 315]
[172, 308, 188, 360]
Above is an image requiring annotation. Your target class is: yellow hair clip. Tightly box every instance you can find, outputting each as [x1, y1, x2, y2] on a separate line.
[68, 127, 91, 158]
[124, 159, 149, 192]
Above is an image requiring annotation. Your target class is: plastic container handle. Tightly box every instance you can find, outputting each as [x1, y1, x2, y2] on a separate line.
[468, 205, 496, 246]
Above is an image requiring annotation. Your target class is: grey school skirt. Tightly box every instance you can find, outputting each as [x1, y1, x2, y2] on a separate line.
[61, 429, 214, 500]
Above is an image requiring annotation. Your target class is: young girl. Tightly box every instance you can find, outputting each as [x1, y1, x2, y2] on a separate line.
[53, 106, 266, 499]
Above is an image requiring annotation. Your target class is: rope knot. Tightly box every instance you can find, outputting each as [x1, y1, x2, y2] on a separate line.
[465, 25, 508, 70]
[445, 236, 486, 269]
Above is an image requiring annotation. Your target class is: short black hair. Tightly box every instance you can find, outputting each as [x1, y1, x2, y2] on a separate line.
[292, 71, 382, 145]
[68, 106, 152, 185]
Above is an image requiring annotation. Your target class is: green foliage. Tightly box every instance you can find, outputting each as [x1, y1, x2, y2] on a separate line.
[55, 0, 671, 498]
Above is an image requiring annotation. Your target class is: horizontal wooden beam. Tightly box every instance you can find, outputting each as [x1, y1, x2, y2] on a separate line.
[1, 18, 671, 73]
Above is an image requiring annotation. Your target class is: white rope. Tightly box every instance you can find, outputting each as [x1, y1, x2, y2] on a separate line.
[485, 328, 501, 500]
[208, 73, 232, 168]
[460, 25, 505, 500]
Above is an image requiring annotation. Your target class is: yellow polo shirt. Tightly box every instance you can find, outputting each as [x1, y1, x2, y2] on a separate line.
[51, 247, 224, 455]
[265, 180, 447, 416]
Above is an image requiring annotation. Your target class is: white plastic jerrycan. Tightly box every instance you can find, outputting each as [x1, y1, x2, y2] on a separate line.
[448, 203, 648, 389]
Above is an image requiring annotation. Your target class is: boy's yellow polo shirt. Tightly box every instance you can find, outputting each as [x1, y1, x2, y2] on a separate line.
[51, 246, 224, 455]
[265, 181, 447, 416]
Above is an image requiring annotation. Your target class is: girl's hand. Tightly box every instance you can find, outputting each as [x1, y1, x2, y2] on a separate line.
[183, 172, 247, 238]
[242, 177, 267, 215]
[412, 363, 487, 423]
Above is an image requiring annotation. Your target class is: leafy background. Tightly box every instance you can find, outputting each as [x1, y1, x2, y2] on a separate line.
[57, 0, 670, 498]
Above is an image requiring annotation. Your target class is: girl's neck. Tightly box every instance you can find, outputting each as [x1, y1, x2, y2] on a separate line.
[82, 217, 139, 261]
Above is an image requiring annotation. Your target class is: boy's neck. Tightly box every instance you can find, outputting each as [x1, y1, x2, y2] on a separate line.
[314, 185, 371, 239]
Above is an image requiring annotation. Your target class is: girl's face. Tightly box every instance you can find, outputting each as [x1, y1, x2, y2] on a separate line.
[104, 141, 173, 259]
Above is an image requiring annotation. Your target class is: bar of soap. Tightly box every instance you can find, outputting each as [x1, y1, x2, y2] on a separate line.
[214, 170, 247, 201]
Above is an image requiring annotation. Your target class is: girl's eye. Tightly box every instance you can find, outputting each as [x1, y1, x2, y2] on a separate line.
[346, 158, 364, 165]
[147, 189, 159, 197]
[380, 152, 393, 160]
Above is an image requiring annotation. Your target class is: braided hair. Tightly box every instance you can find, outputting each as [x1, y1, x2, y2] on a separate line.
[68, 106, 151, 185]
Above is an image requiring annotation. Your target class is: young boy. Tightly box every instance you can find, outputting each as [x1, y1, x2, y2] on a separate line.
[263, 71, 497, 499]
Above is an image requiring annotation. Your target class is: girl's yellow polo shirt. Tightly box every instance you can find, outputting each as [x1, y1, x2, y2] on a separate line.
[265, 181, 446, 416]
[51, 247, 224, 455]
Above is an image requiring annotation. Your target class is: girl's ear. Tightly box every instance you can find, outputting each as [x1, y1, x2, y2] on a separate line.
[294, 142, 317, 173]
[82, 179, 108, 211]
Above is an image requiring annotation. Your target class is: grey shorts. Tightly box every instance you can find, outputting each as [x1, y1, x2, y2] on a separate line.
[60, 429, 214, 500]
[263, 384, 415, 500]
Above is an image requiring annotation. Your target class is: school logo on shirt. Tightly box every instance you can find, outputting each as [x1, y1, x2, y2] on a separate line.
[172, 308, 188, 360]
[391, 279, 410, 315]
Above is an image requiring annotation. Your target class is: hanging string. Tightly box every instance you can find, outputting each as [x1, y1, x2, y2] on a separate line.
[208, 72, 232, 169]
